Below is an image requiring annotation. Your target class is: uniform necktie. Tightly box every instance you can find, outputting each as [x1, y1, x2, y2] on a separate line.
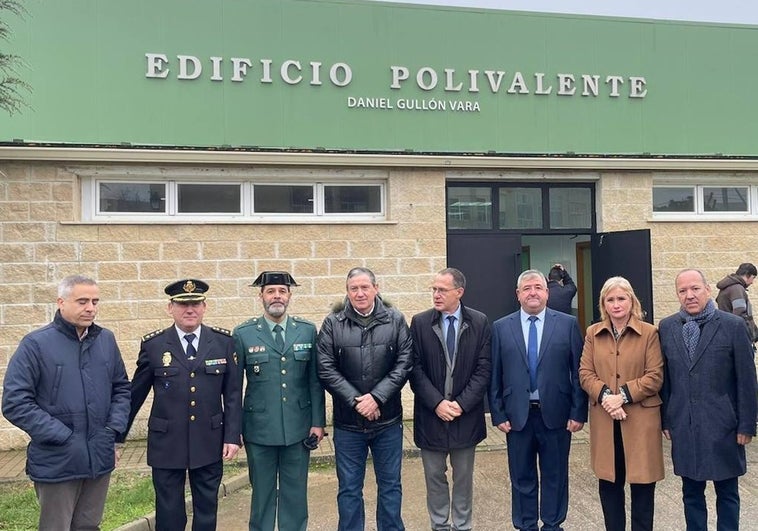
[273, 324, 285, 351]
[527, 316, 538, 391]
[184, 333, 197, 359]
[446, 315, 456, 363]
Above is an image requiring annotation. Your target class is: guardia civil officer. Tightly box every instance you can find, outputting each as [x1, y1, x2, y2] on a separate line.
[119, 279, 242, 531]
[234, 271, 326, 531]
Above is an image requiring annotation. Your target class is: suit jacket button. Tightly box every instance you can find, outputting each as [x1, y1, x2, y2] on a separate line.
[190, 415, 195, 421]
[190, 372, 196, 378]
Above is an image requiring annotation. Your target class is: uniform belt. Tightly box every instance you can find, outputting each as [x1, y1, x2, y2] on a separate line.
[529, 401, 541, 409]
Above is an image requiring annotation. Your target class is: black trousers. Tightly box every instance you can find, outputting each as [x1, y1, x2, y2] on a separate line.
[152, 460, 223, 531]
[598, 420, 656, 531]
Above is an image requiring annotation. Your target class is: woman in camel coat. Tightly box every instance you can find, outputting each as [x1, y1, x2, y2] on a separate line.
[579, 276, 664, 531]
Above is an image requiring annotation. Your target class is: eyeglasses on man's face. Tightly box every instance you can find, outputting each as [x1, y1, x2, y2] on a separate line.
[431, 287, 461, 294]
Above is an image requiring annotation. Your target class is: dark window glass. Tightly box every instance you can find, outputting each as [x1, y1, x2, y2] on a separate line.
[324, 185, 381, 213]
[703, 187, 748, 212]
[549, 188, 592, 229]
[254, 185, 313, 213]
[447, 187, 492, 229]
[499, 187, 542, 229]
[652, 187, 695, 212]
[177, 184, 241, 213]
[99, 182, 166, 213]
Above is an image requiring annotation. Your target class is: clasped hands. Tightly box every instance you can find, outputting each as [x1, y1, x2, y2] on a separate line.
[601, 392, 627, 421]
[355, 393, 381, 421]
[435, 400, 462, 422]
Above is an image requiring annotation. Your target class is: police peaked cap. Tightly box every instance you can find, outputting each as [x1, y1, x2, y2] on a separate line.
[251, 271, 299, 288]
[165, 279, 209, 302]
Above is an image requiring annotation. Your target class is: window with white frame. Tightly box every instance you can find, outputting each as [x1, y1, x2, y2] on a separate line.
[652, 183, 754, 218]
[80, 171, 387, 222]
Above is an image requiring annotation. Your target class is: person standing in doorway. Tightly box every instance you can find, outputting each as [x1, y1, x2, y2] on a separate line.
[489, 269, 587, 531]
[546, 264, 577, 316]
[234, 271, 325, 531]
[410, 267, 491, 531]
[2, 275, 131, 530]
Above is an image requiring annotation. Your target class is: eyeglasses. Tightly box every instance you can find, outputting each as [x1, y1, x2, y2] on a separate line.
[431, 287, 460, 294]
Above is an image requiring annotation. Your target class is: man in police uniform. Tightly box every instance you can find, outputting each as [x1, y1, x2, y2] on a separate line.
[120, 279, 241, 531]
[234, 271, 326, 531]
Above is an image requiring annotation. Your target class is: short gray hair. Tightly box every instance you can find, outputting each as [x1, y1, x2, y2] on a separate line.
[517, 269, 547, 289]
[58, 275, 97, 299]
[346, 267, 377, 286]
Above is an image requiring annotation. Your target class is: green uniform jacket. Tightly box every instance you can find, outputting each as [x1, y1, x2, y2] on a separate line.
[234, 315, 326, 446]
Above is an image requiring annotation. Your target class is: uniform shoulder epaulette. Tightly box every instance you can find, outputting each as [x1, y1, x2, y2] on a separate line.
[142, 328, 165, 342]
[234, 317, 259, 331]
[291, 315, 315, 326]
[211, 325, 232, 336]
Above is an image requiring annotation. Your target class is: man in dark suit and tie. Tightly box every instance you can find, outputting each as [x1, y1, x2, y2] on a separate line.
[120, 279, 242, 531]
[234, 271, 326, 531]
[489, 269, 587, 531]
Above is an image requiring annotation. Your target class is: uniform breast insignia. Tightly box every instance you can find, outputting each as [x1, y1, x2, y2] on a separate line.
[162, 352, 172, 367]
[248, 346, 266, 353]
[205, 358, 227, 366]
[142, 328, 165, 342]
[211, 325, 232, 336]
[293, 343, 313, 351]
[253, 364, 261, 375]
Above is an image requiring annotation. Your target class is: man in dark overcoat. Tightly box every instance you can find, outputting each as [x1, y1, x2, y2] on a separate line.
[410, 267, 491, 531]
[660, 269, 757, 530]
[120, 279, 242, 531]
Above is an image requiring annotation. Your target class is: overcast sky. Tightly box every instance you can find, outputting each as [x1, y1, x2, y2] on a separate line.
[367, 0, 757, 25]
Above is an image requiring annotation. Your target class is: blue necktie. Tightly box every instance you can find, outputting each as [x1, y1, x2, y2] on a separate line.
[273, 324, 285, 351]
[446, 315, 456, 363]
[184, 333, 197, 359]
[527, 316, 538, 391]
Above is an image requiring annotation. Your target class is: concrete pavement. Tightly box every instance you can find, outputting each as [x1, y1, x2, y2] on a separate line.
[2, 421, 757, 530]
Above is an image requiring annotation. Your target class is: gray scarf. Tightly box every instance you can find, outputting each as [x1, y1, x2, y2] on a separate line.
[678, 299, 716, 362]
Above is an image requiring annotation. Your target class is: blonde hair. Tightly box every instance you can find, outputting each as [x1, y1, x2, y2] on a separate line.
[598, 276, 644, 321]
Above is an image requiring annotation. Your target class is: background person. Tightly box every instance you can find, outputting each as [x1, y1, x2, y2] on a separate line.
[120, 279, 241, 531]
[489, 269, 587, 531]
[660, 269, 757, 530]
[546, 264, 577, 315]
[2, 275, 130, 530]
[579, 276, 664, 531]
[317, 267, 414, 531]
[234, 271, 325, 531]
[715, 262, 758, 345]
[410, 267, 491, 531]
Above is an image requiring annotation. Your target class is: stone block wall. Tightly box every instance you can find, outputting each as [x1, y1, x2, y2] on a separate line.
[0, 162, 447, 449]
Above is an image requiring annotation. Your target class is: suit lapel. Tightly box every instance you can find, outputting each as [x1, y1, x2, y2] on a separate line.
[283, 317, 305, 353]
[167, 327, 191, 371]
[540, 312, 557, 363]
[193, 324, 214, 369]
[690, 314, 720, 368]
[668, 318, 690, 366]
[509, 314, 528, 366]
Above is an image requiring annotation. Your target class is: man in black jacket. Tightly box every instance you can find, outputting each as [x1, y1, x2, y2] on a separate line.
[410, 268, 491, 531]
[317, 267, 414, 531]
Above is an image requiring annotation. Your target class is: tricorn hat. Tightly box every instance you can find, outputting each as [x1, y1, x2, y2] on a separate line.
[250, 271, 299, 288]
[164, 279, 209, 302]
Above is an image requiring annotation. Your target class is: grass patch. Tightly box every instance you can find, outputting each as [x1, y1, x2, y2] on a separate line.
[0, 462, 250, 531]
[0, 481, 37, 530]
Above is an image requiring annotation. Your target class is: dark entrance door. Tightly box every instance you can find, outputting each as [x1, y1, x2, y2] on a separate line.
[447, 233, 522, 322]
[591, 229, 653, 323]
